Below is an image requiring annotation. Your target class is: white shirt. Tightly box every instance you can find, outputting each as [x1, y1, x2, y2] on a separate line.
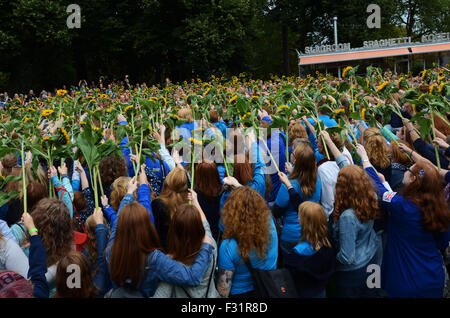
[318, 161, 340, 219]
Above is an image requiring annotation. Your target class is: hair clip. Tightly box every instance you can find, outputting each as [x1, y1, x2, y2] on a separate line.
[419, 169, 425, 178]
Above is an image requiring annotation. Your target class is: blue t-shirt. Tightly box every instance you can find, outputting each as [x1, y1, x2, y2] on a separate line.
[266, 130, 287, 202]
[218, 219, 278, 295]
[293, 241, 317, 256]
[275, 177, 322, 243]
[176, 121, 199, 140]
[213, 121, 228, 139]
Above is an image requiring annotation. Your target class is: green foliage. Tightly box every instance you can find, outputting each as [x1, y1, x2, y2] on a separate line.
[1, 0, 450, 92]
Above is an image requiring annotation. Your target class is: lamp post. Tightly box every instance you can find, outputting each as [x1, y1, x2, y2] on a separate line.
[333, 17, 341, 78]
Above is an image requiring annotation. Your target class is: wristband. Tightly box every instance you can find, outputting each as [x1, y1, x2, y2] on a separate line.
[103, 204, 111, 209]
[28, 228, 38, 235]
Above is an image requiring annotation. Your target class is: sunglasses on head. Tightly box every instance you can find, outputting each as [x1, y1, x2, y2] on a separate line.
[406, 168, 424, 179]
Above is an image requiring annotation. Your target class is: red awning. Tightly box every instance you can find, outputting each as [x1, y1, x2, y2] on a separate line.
[410, 42, 450, 54]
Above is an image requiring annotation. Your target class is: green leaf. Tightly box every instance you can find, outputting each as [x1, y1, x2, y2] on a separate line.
[0, 191, 20, 207]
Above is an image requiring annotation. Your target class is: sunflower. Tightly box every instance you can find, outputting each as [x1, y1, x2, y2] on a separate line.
[429, 84, 438, 94]
[57, 90, 67, 96]
[376, 81, 389, 92]
[421, 70, 427, 80]
[228, 95, 238, 104]
[203, 87, 211, 97]
[397, 77, 404, 88]
[438, 82, 445, 94]
[342, 66, 353, 78]
[189, 137, 203, 146]
[412, 104, 417, 113]
[42, 109, 54, 117]
[60, 127, 70, 145]
[361, 108, 366, 122]
[123, 105, 133, 113]
[24, 117, 34, 123]
[277, 105, 289, 112]
[335, 108, 345, 115]
[41, 136, 50, 143]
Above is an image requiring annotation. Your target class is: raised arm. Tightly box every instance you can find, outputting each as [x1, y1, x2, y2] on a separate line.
[137, 164, 155, 225]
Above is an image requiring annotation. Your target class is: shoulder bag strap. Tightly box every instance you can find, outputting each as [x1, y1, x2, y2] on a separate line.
[180, 254, 216, 298]
[204, 255, 215, 298]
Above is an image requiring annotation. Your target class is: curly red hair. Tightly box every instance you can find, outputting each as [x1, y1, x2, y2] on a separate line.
[334, 165, 379, 223]
[222, 187, 271, 260]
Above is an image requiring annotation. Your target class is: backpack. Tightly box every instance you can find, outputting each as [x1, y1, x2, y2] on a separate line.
[179, 257, 216, 298]
[105, 254, 152, 298]
[244, 259, 298, 298]
[105, 282, 144, 298]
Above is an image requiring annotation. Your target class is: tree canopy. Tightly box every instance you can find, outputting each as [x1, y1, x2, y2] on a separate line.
[0, 0, 449, 92]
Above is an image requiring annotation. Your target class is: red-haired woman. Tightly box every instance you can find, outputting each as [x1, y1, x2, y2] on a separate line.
[357, 144, 450, 298]
[105, 177, 215, 297]
[152, 191, 220, 298]
[284, 202, 336, 298]
[331, 164, 381, 298]
[194, 160, 222, 242]
[272, 141, 322, 262]
[216, 187, 278, 298]
[220, 131, 266, 231]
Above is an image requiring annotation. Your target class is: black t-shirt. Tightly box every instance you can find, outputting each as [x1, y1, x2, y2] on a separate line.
[196, 190, 221, 242]
[151, 198, 169, 252]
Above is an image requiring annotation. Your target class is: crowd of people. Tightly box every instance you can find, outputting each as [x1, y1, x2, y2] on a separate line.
[0, 67, 449, 298]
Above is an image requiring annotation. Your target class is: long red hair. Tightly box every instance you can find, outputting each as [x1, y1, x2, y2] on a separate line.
[194, 160, 222, 200]
[402, 161, 450, 232]
[109, 202, 161, 287]
[167, 204, 205, 266]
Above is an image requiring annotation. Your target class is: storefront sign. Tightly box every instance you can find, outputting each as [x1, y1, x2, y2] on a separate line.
[302, 33, 450, 56]
[421, 33, 450, 43]
[304, 43, 351, 54]
[363, 37, 411, 49]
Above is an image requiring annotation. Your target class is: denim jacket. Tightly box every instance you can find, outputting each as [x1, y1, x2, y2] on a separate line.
[331, 208, 379, 272]
[92, 224, 111, 296]
[105, 191, 214, 297]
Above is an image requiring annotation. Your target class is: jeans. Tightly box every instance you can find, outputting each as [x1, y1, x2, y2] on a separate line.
[335, 254, 381, 298]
